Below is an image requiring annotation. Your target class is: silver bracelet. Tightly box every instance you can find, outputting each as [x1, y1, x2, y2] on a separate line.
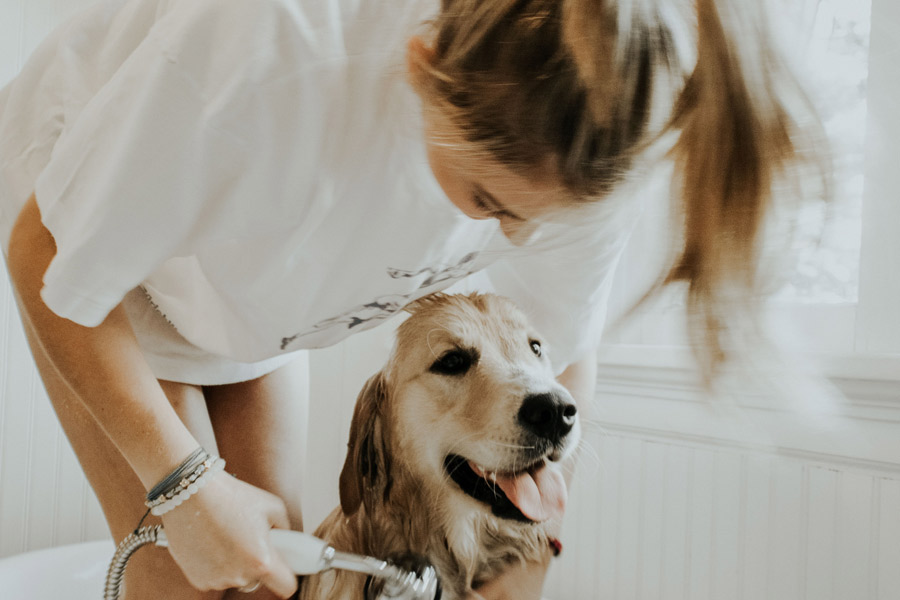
[146, 456, 226, 516]
[145, 448, 208, 502]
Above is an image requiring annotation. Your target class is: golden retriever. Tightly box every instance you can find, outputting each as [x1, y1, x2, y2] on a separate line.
[300, 292, 580, 600]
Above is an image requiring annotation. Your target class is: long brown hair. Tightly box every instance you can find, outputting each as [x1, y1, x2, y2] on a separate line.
[410, 0, 823, 377]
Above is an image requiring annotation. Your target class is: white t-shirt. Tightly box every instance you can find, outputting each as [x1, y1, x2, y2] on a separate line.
[0, 0, 638, 378]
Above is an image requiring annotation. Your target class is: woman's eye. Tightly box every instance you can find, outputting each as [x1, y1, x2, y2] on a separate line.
[530, 340, 542, 357]
[430, 349, 477, 376]
[472, 193, 497, 217]
[471, 189, 523, 222]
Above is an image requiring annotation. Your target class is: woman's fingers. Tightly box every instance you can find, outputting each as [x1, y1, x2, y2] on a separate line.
[258, 495, 298, 599]
[258, 550, 299, 599]
[256, 490, 298, 596]
[231, 489, 297, 598]
[266, 506, 299, 597]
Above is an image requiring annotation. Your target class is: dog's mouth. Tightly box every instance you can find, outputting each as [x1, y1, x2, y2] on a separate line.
[443, 454, 567, 523]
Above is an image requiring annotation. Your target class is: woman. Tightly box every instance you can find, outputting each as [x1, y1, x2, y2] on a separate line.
[0, 0, 813, 597]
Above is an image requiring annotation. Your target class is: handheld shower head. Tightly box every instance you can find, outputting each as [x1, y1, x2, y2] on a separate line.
[362, 552, 441, 600]
[268, 530, 440, 600]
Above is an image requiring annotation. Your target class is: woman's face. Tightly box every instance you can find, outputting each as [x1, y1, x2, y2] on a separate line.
[408, 36, 570, 242]
[424, 131, 569, 244]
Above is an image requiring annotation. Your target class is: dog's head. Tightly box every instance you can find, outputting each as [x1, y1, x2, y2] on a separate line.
[339, 293, 579, 527]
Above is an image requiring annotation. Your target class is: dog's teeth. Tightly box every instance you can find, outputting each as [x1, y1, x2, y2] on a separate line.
[488, 471, 497, 481]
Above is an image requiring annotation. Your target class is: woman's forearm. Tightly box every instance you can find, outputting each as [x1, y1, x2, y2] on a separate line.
[558, 350, 598, 489]
[7, 195, 199, 489]
[556, 351, 598, 414]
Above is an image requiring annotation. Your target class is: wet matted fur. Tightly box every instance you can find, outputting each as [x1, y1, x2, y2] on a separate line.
[299, 293, 580, 600]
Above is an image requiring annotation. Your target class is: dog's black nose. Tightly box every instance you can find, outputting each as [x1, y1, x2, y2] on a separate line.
[518, 392, 577, 443]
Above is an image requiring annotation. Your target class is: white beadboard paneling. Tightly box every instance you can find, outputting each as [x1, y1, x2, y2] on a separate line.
[52, 438, 86, 547]
[588, 357, 900, 600]
[711, 451, 742, 600]
[0, 288, 40, 557]
[659, 443, 691, 600]
[0, 0, 109, 556]
[687, 449, 714, 600]
[767, 460, 805, 600]
[20, 381, 60, 552]
[878, 479, 900, 600]
[545, 429, 900, 600]
[0, 268, 110, 557]
[570, 426, 604, 599]
[635, 441, 666, 600]
[835, 471, 875, 599]
[592, 432, 623, 598]
[0, 271, 11, 516]
[742, 454, 773, 600]
[614, 436, 644, 600]
[805, 467, 838, 600]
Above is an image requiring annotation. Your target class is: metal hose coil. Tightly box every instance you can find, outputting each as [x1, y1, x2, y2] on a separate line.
[104, 525, 164, 600]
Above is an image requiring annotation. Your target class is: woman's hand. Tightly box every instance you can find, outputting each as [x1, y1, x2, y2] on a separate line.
[466, 551, 552, 600]
[160, 473, 298, 598]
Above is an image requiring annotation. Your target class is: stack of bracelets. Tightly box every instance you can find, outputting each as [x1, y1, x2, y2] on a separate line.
[145, 447, 227, 516]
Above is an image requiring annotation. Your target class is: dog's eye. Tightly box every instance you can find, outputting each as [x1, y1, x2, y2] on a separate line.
[430, 348, 477, 376]
[530, 340, 542, 357]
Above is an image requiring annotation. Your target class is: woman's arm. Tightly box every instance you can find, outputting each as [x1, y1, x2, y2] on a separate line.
[556, 351, 599, 428]
[7, 196, 200, 485]
[6, 195, 297, 597]
[470, 351, 598, 600]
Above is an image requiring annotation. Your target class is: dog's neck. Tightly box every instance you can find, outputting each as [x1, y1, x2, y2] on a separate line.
[321, 462, 550, 598]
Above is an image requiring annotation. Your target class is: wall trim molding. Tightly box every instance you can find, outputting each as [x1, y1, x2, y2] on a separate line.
[598, 422, 900, 476]
[593, 359, 900, 475]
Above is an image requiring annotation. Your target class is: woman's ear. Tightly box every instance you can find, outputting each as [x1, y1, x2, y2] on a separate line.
[406, 35, 435, 85]
[339, 371, 390, 517]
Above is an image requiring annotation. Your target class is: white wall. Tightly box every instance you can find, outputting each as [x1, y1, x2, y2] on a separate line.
[0, 268, 110, 555]
[0, 0, 110, 557]
[543, 362, 900, 599]
[2, 2, 900, 600]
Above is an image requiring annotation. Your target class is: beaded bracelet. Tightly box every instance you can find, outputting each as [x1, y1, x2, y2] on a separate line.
[145, 452, 209, 510]
[144, 448, 226, 516]
[148, 457, 226, 516]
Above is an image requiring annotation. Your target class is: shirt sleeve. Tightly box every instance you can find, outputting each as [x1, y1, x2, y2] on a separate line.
[33, 0, 321, 326]
[483, 200, 641, 375]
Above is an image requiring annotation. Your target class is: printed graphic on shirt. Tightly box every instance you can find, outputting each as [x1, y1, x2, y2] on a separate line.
[387, 252, 479, 288]
[280, 253, 481, 351]
[280, 294, 409, 350]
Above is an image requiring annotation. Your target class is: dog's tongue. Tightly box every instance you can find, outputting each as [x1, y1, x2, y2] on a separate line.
[473, 460, 567, 522]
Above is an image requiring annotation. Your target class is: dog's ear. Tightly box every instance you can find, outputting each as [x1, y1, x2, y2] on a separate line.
[339, 371, 391, 517]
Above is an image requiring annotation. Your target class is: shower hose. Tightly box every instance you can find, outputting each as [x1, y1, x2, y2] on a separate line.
[102, 525, 441, 600]
[103, 525, 164, 600]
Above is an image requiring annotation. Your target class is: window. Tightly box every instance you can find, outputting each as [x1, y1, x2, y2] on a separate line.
[600, 0, 900, 377]
[777, 0, 868, 306]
